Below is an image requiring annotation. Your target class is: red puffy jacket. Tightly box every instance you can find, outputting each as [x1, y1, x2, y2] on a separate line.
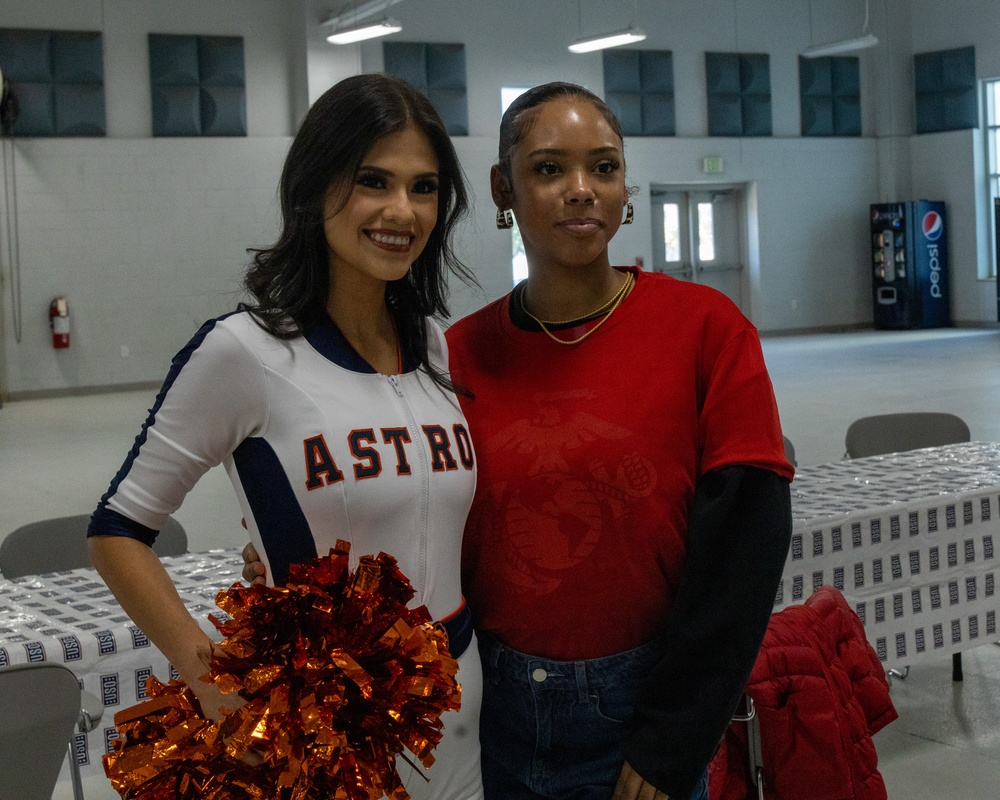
[709, 586, 898, 800]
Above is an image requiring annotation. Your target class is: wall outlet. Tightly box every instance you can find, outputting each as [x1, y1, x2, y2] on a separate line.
[790, 298, 798, 309]
[119, 345, 129, 358]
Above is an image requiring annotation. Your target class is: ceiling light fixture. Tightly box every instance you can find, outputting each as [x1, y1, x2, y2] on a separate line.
[801, 0, 878, 58]
[568, 26, 646, 54]
[326, 17, 402, 45]
[801, 32, 878, 58]
[323, 0, 403, 28]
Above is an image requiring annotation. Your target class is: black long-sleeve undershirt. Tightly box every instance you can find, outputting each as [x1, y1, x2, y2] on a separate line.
[621, 464, 792, 798]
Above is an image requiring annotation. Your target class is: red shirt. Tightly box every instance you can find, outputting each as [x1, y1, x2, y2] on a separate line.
[447, 269, 793, 660]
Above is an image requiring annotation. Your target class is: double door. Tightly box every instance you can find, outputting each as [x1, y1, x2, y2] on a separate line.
[651, 187, 747, 314]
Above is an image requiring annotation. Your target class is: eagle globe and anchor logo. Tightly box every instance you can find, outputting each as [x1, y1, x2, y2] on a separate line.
[921, 210, 944, 299]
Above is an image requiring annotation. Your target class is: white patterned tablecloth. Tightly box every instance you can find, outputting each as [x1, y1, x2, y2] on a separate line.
[4, 443, 1000, 782]
[779, 441, 1000, 669]
[0, 549, 241, 782]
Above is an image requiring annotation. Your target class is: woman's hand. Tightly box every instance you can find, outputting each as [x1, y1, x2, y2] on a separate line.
[185, 641, 241, 722]
[612, 761, 670, 800]
[197, 677, 263, 766]
[241, 541, 267, 585]
[194, 676, 241, 722]
[188, 642, 263, 765]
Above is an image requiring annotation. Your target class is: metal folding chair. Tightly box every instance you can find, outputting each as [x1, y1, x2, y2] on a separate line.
[843, 411, 970, 459]
[731, 696, 765, 800]
[0, 662, 101, 800]
[0, 513, 187, 578]
[782, 436, 797, 468]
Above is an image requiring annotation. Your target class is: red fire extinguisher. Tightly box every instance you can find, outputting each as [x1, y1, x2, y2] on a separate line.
[49, 297, 70, 348]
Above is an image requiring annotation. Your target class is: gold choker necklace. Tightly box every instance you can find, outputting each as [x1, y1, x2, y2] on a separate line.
[520, 271, 634, 346]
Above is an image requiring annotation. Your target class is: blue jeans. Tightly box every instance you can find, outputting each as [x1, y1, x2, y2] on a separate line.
[477, 631, 709, 800]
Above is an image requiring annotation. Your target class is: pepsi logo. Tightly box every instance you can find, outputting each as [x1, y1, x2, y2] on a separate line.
[922, 211, 943, 241]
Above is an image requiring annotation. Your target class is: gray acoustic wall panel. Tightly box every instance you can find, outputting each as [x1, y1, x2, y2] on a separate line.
[706, 52, 772, 137]
[198, 36, 245, 86]
[152, 84, 201, 137]
[383, 42, 427, 90]
[800, 56, 862, 136]
[603, 50, 675, 136]
[149, 33, 246, 136]
[55, 84, 105, 136]
[914, 46, 977, 134]
[201, 86, 247, 136]
[149, 34, 199, 85]
[383, 42, 468, 136]
[0, 28, 51, 81]
[0, 27, 105, 136]
[54, 31, 104, 83]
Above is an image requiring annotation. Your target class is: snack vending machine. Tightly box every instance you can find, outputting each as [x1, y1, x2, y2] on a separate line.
[870, 200, 950, 329]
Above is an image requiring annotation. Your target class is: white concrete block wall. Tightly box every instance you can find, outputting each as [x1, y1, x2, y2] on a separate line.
[0, 138, 286, 394]
[0, 0, 998, 397]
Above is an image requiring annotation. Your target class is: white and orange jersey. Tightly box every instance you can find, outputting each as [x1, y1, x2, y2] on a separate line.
[90, 311, 475, 623]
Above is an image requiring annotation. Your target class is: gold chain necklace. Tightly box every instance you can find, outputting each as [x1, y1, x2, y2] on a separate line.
[520, 271, 634, 346]
[529, 270, 633, 326]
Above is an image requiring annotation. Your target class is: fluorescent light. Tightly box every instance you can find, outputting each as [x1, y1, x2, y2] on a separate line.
[801, 33, 879, 58]
[568, 26, 646, 54]
[322, 0, 403, 30]
[326, 17, 402, 45]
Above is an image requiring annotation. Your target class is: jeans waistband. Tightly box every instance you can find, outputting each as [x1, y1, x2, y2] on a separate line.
[478, 630, 667, 700]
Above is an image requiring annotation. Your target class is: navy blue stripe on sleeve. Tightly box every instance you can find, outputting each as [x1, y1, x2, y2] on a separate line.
[94, 312, 239, 518]
[87, 505, 158, 546]
[233, 437, 318, 586]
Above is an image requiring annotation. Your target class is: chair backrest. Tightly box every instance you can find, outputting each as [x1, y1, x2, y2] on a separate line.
[0, 663, 81, 800]
[782, 435, 797, 468]
[844, 412, 971, 459]
[0, 514, 188, 579]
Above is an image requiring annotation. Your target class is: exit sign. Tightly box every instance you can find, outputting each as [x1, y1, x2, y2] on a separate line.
[702, 157, 724, 173]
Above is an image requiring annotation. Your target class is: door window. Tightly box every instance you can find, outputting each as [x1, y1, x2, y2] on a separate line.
[697, 202, 716, 262]
[662, 203, 681, 262]
[651, 187, 746, 313]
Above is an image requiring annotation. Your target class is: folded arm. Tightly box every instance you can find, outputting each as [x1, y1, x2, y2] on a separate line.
[620, 465, 792, 798]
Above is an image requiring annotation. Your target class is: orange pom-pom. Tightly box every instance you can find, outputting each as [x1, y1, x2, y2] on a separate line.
[104, 543, 461, 800]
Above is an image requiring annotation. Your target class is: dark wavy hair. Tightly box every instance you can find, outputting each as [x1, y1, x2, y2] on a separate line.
[243, 73, 474, 390]
[496, 81, 625, 190]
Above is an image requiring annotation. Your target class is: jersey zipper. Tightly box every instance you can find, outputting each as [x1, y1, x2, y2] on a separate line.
[387, 373, 429, 604]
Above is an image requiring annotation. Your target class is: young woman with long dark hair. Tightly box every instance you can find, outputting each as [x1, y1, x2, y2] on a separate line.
[88, 74, 484, 800]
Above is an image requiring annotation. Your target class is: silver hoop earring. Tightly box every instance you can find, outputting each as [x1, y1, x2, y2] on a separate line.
[622, 202, 634, 225]
[496, 208, 514, 229]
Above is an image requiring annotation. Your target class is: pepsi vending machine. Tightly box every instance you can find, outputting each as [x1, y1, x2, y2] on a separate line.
[870, 201, 949, 329]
